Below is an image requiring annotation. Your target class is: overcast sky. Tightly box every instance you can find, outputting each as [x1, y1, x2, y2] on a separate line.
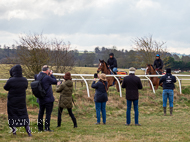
[0, 0, 190, 54]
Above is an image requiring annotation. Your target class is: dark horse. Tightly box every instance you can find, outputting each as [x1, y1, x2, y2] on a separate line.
[146, 64, 162, 90]
[97, 59, 119, 92]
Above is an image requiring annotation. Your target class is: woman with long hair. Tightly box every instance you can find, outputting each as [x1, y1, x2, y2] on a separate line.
[91, 73, 108, 125]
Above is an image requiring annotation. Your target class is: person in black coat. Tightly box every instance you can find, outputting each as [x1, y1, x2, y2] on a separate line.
[122, 67, 143, 126]
[159, 68, 176, 116]
[4, 65, 32, 136]
[107, 53, 118, 73]
[35, 65, 57, 132]
[153, 54, 163, 74]
[91, 73, 108, 125]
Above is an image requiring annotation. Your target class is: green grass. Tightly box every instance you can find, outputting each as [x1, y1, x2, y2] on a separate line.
[1, 86, 190, 142]
[1, 65, 190, 141]
[1, 102, 190, 142]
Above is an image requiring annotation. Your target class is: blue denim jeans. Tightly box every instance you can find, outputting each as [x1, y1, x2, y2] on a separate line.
[95, 102, 106, 124]
[162, 89, 174, 107]
[127, 100, 139, 124]
[112, 68, 117, 72]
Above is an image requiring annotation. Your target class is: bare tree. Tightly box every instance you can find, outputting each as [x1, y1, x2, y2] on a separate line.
[16, 33, 50, 77]
[16, 33, 75, 78]
[49, 40, 75, 73]
[133, 35, 168, 67]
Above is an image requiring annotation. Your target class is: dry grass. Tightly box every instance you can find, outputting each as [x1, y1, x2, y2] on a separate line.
[1, 65, 190, 141]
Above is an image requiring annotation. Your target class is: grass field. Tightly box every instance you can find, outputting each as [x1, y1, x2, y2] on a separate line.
[1, 64, 190, 142]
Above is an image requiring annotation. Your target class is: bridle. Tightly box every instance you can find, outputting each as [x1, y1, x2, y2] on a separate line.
[146, 66, 154, 75]
[97, 62, 109, 74]
[97, 62, 103, 73]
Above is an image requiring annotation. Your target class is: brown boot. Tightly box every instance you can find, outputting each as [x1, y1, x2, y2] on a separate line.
[170, 107, 173, 116]
[163, 107, 166, 116]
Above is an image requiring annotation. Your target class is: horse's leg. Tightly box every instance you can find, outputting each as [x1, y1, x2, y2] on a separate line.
[154, 78, 160, 90]
[149, 78, 153, 90]
[115, 81, 119, 92]
[107, 78, 111, 91]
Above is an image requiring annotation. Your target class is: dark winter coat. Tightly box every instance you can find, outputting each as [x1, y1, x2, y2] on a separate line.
[91, 81, 108, 102]
[159, 73, 176, 90]
[35, 72, 57, 105]
[56, 80, 73, 108]
[107, 57, 117, 70]
[154, 59, 163, 69]
[4, 65, 29, 127]
[122, 74, 143, 101]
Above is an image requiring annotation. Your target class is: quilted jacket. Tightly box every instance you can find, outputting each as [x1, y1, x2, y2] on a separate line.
[56, 80, 73, 108]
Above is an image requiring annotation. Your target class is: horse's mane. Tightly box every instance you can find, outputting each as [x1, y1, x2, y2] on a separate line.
[147, 64, 155, 70]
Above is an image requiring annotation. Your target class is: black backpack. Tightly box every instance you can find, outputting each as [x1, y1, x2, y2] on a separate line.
[31, 74, 46, 98]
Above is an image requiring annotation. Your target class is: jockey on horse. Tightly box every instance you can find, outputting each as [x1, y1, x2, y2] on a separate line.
[107, 53, 118, 74]
[154, 54, 163, 75]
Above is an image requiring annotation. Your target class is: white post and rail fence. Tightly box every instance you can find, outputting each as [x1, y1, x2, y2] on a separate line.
[0, 74, 189, 97]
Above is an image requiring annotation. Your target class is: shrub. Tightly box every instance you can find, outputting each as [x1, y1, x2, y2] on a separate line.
[182, 86, 190, 95]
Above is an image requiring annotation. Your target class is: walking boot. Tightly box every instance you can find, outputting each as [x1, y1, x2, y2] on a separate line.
[25, 125, 32, 137]
[170, 107, 173, 116]
[163, 107, 166, 116]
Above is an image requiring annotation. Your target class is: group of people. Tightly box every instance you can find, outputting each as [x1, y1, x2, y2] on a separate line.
[4, 53, 175, 137]
[4, 65, 77, 136]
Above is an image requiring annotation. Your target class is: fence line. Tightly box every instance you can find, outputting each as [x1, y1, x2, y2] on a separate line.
[1, 74, 189, 97]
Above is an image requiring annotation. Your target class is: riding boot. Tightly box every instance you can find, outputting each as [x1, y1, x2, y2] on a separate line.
[170, 107, 173, 116]
[25, 125, 32, 137]
[163, 107, 166, 116]
[73, 117, 77, 128]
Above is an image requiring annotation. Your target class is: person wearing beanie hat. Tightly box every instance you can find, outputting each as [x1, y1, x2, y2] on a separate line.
[153, 54, 163, 74]
[91, 73, 108, 125]
[122, 67, 143, 126]
[159, 68, 176, 116]
[56, 72, 77, 128]
[107, 53, 118, 74]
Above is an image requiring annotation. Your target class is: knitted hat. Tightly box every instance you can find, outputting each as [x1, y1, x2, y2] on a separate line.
[63, 72, 72, 80]
[129, 67, 136, 74]
[99, 73, 107, 81]
[166, 68, 171, 74]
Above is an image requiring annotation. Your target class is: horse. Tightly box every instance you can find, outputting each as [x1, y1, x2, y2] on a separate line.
[97, 59, 120, 92]
[145, 64, 162, 90]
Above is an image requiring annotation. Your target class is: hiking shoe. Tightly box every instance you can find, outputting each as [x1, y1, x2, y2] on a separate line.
[135, 124, 141, 126]
[95, 123, 100, 125]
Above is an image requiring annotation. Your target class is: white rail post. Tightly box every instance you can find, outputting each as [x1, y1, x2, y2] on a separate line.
[145, 76, 155, 94]
[80, 75, 90, 97]
[175, 75, 182, 94]
[113, 76, 122, 97]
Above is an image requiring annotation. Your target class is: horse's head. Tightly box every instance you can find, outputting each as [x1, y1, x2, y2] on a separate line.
[97, 59, 108, 73]
[146, 64, 155, 75]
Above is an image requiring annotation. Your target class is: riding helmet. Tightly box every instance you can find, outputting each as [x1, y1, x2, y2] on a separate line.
[156, 54, 160, 57]
[109, 53, 114, 56]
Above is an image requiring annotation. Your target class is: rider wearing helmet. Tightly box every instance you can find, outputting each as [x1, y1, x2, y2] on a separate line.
[107, 53, 117, 74]
[154, 54, 163, 74]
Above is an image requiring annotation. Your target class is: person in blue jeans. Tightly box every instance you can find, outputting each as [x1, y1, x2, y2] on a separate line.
[159, 68, 176, 116]
[122, 67, 143, 126]
[91, 73, 108, 125]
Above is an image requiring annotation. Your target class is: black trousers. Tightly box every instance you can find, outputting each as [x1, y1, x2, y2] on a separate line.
[58, 107, 77, 126]
[38, 102, 53, 130]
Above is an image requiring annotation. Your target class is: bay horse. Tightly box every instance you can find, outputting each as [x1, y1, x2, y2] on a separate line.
[146, 64, 162, 90]
[97, 59, 119, 92]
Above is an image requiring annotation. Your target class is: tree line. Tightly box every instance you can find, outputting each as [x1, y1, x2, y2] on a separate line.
[0, 34, 189, 78]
